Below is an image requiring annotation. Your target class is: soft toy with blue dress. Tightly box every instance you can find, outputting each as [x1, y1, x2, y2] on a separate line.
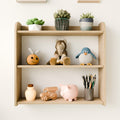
[76, 47, 96, 65]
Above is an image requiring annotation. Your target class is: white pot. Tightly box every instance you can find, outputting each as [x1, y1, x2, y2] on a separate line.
[80, 22, 93, 31]
[25, 86, 36, 101]
[28, 24, 42, 31]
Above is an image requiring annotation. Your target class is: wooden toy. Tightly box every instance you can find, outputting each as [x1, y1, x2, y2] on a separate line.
[40, 87, 58, 101]
[47, 40, 71, 65]
[27, 48, 39, 65]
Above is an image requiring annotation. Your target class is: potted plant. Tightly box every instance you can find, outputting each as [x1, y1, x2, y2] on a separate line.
[79, 13, 94, 31]
[26, 18, 45, 31]
[54, 9, 71, 30]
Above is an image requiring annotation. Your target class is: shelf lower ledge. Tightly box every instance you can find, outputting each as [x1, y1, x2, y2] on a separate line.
[17, 30, 103, 36]
[77, 0, 100, 3]
[18, 97, 103, 104]
[17, 65, 104, 68]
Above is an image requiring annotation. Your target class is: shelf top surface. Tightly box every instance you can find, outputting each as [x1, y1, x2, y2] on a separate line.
[17, 65, 104, 68]
[18, 97, 103, 104]
[16, 23, 105, 36]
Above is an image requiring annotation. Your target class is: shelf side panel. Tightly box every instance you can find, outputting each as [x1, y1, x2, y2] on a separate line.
[14, 22, 22, 106]
[99, 22, 106, 105]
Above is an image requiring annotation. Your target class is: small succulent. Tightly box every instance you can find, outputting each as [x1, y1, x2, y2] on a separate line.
[80, 13, 94, 19]
[26, 18, 45, 25]
[54, 9, 71, 19]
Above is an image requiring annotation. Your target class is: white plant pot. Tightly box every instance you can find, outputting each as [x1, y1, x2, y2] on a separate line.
[28, 24, 42, 31]
[80, 22, 93, 31]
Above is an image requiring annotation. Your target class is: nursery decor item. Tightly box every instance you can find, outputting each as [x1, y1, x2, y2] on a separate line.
[79, 13, 94, 31]
[82, 75, 96, 101]
[54, 9, 71, 30]
[76, 47, 96, 65]
[60, 84, 78, 102]
[15, 22, 106, 106]
[47, 40, 71, 65]
[27, 48, 39, 65]
[25, 84, 36, 101]
[40, 87, 58, 101]
[26, 18, 45, 31]
[17, 0, 47, 3]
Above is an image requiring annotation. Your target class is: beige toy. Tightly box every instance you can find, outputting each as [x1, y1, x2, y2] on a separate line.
[40, 87, 58, 101]
[27, 48, 39, 65]
[47, 40, 70, 65]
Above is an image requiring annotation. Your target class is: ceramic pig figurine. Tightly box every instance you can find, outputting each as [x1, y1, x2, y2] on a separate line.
[60, 84, 78, 102]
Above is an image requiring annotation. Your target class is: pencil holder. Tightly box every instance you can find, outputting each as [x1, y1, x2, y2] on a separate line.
[84, 88, 94, 101]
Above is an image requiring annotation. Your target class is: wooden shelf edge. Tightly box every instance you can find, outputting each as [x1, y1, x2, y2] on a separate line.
[17, 65, 104, 68]
[17, 30, 103, 36]
[77, 0, 100, 3]
[18, 97, 103, 104]
[17, 0, 47, 3]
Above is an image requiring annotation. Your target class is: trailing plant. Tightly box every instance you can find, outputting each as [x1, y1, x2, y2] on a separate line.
[26, 18, 45, 25]
[54, 9, 71, 19]
[80, 13, 94, 19]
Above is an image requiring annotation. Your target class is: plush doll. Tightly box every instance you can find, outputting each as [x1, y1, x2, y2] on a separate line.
[27, 48, 40, 65]
[47, 40, 71, 65]
[76, 47, 96, 65]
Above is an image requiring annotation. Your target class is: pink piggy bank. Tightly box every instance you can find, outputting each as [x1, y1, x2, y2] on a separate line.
[60, 84, 78, 102]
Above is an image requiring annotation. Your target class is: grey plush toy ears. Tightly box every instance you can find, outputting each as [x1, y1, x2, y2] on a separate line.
[28, 48, 39, 55]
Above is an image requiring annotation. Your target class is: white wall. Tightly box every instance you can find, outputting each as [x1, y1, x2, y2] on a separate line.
[0, 0, 120, 120]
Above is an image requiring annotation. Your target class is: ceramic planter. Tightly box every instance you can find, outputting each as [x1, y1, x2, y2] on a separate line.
[25, 84, 36, 101]
[55, 18, 69, 30]
[84, 88, 94, 101]
[28, 24, 42, 31]
[79, 18, 93, 31]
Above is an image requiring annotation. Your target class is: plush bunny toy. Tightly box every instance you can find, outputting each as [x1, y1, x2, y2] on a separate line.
[47, 40, 71, 65]
[27, 48, 40, 65]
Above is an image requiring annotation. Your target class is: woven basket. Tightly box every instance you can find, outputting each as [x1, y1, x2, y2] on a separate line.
[55, 18, 69, 30]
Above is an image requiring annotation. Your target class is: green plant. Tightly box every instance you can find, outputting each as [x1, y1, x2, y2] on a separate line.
[54, 9, 71, 19]
[80, 13, 94, 19]
[26, 18, 45, 25]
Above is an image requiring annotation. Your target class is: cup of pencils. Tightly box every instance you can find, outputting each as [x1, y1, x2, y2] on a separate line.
[82, 74, 96, 101]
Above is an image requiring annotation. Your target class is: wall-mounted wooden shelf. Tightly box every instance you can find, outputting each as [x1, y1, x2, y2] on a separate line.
[17, 30, 103, 36]
[14, 22, 106, 106]
[77, 0, 100, 3]
[17, 65, 104, 68]
[17, 26, 103, 36]
[17, 0, 47, 3]
[18, 97, 103, 104]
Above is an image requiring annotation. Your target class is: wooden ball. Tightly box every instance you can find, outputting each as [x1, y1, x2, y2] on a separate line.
[27, 54, 39, 65]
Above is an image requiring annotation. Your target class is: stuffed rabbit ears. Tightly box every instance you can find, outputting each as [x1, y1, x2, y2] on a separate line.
[28, 48, 39, 55]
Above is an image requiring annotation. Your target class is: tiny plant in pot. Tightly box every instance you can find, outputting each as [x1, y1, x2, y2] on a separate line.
[79, 13, 94, 31]
[54, 9, 71, 30]
[26, 18, 45, 31]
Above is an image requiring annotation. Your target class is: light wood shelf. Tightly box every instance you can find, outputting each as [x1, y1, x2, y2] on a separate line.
[17, 25, 103, 36]
[14, 22, 106, 106]
[17, 65, 104, 68]
[18, 97, 103, 104]
[77, 0, 100, 3]
[17, 0, 47, 3]
[17, 30, 103, 36]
